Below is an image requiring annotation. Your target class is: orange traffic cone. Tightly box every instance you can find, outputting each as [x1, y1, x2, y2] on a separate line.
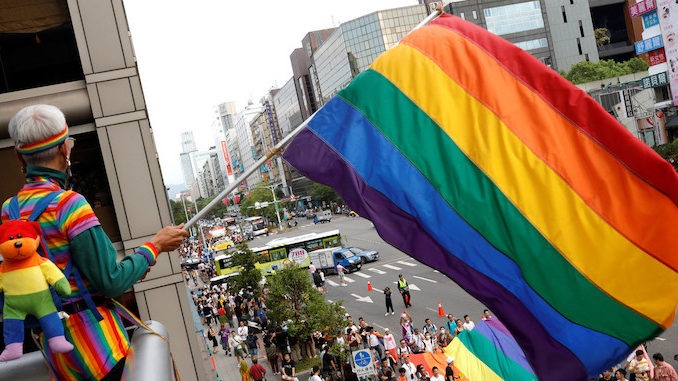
[438, 301, 445, 317]
[367, 281, 373, 291]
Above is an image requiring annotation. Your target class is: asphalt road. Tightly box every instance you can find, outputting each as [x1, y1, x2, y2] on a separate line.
[249, 214, 678, 371]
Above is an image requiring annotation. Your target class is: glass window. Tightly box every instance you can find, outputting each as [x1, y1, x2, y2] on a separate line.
[484, 1, 544, 36]
[514, 38, 548, 51]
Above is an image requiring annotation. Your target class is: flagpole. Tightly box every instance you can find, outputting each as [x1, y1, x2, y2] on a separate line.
[182, 6, 443, 231]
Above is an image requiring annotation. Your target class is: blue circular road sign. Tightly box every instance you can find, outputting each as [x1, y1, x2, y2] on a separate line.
[354, 351, 371, 367]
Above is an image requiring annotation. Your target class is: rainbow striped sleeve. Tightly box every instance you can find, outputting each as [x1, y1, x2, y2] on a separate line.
[136, 243, 158, 266]
[282, 14, 678, 380]
[57, 191, 100, 239]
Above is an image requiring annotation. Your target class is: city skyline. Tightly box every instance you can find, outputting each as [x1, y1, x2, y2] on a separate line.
[123, 0, 420, 185]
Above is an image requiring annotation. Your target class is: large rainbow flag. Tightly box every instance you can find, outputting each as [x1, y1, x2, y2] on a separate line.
[444, 318, 535, 380]
[282, 13, 678, 380]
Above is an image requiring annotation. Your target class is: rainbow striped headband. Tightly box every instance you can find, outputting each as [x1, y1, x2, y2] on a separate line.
[16, 124, 68, 155]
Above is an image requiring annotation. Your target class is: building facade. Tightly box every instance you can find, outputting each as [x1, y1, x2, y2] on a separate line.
[445, 0, 598, 71]
[180, 151, 195, 188]
[0, 1, 206, 379]
[290, 28, 336, 120]
[312, 5, 428, 104]
[233, 101, 263, 188]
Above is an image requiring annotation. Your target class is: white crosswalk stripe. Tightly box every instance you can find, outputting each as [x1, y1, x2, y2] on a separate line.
[413, 275, 437, 283]
[397, 260, 417, 267]
[371, 287, 383, 292]
[383, 264, 402, 271]
[368, 268, 386, 274]
[326, 279, 339, 287]
[354, 272, 371, 278]
[344, 276, 355, 283]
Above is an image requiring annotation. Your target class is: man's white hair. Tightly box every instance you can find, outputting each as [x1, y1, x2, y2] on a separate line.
[8, 104, 67, 165]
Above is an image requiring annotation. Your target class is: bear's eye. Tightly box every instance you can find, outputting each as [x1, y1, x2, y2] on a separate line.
[16, 234, 21, 239]
[8, 236, 13, 240]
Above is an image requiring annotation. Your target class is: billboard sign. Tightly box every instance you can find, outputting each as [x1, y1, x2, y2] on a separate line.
[635, 35, 663, 55]
[658, 0, 678, 104]
[629, 0, 656, 18]
[649, 47, 667, 65]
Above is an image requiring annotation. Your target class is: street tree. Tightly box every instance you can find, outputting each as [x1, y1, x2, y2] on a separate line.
[240, 182, 282, 223]
[562, 58, 649, 84]
[231, 244, 262, 295]
[653, 139, 678, 171]
[310, 182, 341, 204]
[266, 265, 345, 342]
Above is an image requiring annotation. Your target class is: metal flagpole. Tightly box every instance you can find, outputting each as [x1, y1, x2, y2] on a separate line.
[182, 6, 443, 231]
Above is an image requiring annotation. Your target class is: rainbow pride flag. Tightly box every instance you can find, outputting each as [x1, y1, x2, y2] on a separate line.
[282, 13, 678, 380]
[444, 318, 535, 381]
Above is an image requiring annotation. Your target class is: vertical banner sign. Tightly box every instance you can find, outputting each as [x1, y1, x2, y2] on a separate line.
[220, 140, 233, 176]
[264, 100, 279, 145]
[657, 0, 678, 105]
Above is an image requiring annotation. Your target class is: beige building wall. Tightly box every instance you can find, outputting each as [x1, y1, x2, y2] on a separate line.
[64, 1, 206, 380]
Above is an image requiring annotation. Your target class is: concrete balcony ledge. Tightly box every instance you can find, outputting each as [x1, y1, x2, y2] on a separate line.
[0, 320, 172, 381]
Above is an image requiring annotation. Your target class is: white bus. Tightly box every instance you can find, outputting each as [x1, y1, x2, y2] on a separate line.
[249, 230, 343, 275]
[244, 216, 268, 237]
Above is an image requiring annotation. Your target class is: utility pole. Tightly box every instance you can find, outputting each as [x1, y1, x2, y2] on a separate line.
[271, 185, 282, 230]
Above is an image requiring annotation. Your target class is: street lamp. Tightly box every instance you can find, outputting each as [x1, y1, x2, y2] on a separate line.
[251, 184, 283, 231]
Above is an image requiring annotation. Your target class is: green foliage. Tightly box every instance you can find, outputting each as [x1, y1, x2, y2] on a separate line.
[653, 140, 678, 171]
[563, 58, 649, 84]
[169, 200, 187, 225]
[231, 244, 262, 295]
[265, 265, 345, 340]
[310, 182, 341, 204]
[240, 182, 281, 223]
[329, 341, 351, 364]
[594, 28, 611, 47]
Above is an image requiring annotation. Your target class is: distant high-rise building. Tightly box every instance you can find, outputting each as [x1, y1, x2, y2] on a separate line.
[180, 152, 195, 189]
[180, 131, 197, 153]
[290, 28, 336, 120]
[233, 101, 263, 189]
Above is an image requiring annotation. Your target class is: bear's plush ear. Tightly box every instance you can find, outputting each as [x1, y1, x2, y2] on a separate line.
[30, 221, 42, 236]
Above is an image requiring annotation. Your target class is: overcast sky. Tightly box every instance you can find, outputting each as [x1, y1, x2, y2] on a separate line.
[122, 0, 420, 186]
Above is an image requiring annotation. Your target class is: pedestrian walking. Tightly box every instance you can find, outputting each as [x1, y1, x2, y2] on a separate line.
[313, 269, 323, 291]
[652, 353, 678, 381]
[628, 349, 651, 381]
[397, 274, 412, 307]
[263, 329, 280, 375]
[240, 360, 251, 381]
[207, 325, 219, 353]
[219, 323, 231, 355]
[249, 358, 267, 381]
[247, 331, 260, 358]
[337, 263, 347, 286]
[320, 270, 327, 293]
[384, 286, 395, 315]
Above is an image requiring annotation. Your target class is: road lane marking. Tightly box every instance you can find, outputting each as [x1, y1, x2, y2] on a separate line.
[383, 264, 402, 271]
[350, 293, 374, 303]
[397, 260, 417, 267]
[355, 272, 371, 278]
[413, 275, 437, 283]
[373, 323, 388, 331]
[344, 276, 355, 283]
[426, 307, 437, 313]
[409, 284, 421, 291]
[372, 287, 383, 292]
[368, 268, 386, 274]
[326, 279, 339, 287]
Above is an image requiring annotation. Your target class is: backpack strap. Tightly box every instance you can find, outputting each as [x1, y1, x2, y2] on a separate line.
[10, 190, 104, 321]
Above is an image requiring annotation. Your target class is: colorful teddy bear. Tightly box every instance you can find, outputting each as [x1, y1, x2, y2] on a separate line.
[0, 219, 73, 361]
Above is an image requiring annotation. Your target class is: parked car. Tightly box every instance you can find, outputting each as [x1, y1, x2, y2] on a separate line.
[346, 247, 379, 264]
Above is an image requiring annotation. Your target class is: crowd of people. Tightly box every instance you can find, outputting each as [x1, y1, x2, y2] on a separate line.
[180, 237, 678, 381]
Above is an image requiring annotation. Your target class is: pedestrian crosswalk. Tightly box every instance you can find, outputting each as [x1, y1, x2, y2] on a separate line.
[397, 260, 417, 267]
[321, 260, 440, 290]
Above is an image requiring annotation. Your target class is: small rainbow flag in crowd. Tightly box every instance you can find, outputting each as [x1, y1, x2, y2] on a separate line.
[444, 318, 535, 380]
[283, 13, 678, 380]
